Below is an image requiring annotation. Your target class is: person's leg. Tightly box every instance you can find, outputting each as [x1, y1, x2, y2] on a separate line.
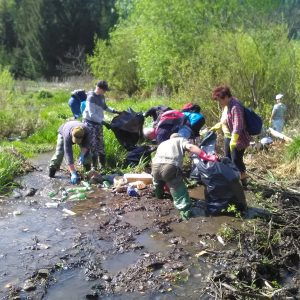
[49, 134, 64, 177]
[231, 148, 247, 186]
[151, 163, 165, 198]
[98, 125, 106, 168]
[86, 122, 100, 170]
[224, 137, 231, 159]
[161, 165, 192, 219]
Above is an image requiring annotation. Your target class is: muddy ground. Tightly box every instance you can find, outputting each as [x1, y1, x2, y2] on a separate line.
[0, 152, 299, 300]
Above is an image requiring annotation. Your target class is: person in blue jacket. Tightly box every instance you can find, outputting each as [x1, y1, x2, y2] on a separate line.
[68, 89, 87, 119]
[179, 103, 205, 139]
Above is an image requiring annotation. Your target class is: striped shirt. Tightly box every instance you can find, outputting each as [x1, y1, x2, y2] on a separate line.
[226, 98, 251, 150]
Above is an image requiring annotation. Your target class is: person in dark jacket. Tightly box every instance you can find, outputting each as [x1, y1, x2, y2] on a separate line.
[68, 89, 87, 119]
[48, 120, 91, 184]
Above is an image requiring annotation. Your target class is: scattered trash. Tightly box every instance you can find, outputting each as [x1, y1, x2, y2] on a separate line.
[37, 243, 50, 249]
[128, 180, 146, 190]
[68, 193, 86, 201]
[124, 173, 153, 184]
[24, 187, 37, 197]
[127, 186, 139, 197]
[66, 187, 90, 193]
[217, 235, 225, 246]
[195, 250, 209, 257]
[13, 210, 22, 216]
[113, 176, 127, 188]
[62, 208, 76, 216]
[45, 202, 59, 208]
[48, 191, 58, 198]
[102, 181, 112, 188]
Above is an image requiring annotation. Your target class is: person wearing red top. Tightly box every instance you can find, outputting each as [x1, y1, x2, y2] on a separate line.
[211, 85, 251, 186]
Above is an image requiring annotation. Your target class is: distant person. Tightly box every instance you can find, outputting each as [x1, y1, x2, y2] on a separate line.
[210, 85, 251, 187]
[48, 120, 91, 184]
[68, 89, 87, 119]
[151, 133, 217, 220]
[82, 80, 120, 169]
[270, 93, 287, 133]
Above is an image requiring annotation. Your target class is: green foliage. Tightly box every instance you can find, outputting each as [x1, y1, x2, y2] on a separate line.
[286, 136, 300, 161]
[0, 67, 14, 104]
[0, 148, 22, 193]
[36, 89, 53, 99]
[88, 24, 138, 96]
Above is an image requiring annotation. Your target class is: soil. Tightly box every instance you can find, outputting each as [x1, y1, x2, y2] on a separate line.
[0, 151, 299, 300]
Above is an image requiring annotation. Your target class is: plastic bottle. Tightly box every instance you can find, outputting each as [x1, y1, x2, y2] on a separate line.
[127, 186, 139, 197]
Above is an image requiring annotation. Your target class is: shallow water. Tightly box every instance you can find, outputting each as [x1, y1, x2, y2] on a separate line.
[0, 152, 244, 299]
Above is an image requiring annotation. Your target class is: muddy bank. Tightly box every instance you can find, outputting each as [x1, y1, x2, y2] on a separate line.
[0, 153, 299, 299]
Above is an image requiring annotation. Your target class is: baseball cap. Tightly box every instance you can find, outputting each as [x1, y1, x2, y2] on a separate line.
[71, 126, 85, 144]
[96, 80, 110, 91]
[275, 93, 283, 100]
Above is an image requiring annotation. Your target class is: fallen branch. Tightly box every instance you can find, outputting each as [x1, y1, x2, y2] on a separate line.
[268, 127, 294, 143]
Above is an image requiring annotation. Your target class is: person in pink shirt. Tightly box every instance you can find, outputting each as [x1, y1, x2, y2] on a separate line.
[211, 85, 251, 186]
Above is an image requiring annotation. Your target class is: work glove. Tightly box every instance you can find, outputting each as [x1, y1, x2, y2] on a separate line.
[198, 150, 218, 162]
[230, 133, 239, 152]
[70, 171, 79, 184]
[210, 122, 222, 132]
[102, 121, 111, 130]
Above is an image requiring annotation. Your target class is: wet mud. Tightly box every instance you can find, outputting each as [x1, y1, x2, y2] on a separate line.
[0, 153, 299, 299]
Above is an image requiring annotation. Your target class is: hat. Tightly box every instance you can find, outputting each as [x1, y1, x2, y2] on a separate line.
[71, 126, 85, 144]
[96, 80, 110, 91]
[275, 93, 283, 100]
[170, 133, 182, 139]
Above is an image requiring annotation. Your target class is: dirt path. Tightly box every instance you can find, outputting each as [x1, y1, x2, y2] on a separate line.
[0, 153, 299, 300]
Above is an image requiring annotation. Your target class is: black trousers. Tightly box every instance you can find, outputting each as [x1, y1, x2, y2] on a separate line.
[224, 138, 246, 173]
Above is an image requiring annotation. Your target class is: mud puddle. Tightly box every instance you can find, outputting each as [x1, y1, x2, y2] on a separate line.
[1, 152, 298, 299]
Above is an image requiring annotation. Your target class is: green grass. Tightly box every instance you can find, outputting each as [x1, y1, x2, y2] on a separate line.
[286, 136, 300, 161]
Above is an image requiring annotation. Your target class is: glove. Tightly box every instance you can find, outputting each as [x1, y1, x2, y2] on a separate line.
[230, 133, 239, 152]
[70, 171, 79, 184]
[210, 122, 222, 132]
[102, 121, 111, 130]
[78, 153, 85, 165]
[199, 150, 218, 162]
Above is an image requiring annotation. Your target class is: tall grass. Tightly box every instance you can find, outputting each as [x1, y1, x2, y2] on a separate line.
[0, 148, 23, 194]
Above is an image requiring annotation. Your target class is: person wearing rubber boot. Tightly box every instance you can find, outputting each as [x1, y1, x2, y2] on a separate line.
[82, 80, 120, 170]
[48, 120, 91, 184]
[151, 133, 217, 220]
[210, 85, 251, 187]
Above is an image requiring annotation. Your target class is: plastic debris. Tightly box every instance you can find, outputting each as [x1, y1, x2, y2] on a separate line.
[48, 191, 57, 198]
[217, 235, 225, 246]
[13, 210, 22, 216]
[66, 187, 90, 193]
[113, 176, 127, 188]
[62, 208, 76, 216]
[124, 173, 153, 184]
[102, 181, 112, 188]
[45, 202, 59, 208]
[68, 193, 86, 201]
[127, 186, 139, 197]
[128, 180, 146, 190]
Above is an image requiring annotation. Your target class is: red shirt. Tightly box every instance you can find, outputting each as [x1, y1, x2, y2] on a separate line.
[226, 98, 251, 150]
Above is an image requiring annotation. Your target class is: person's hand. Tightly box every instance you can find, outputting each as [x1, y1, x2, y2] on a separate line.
[70, 171, 79, 184]
[210, 122, 222, 132]
[198, 150, 218, 162]
[230, 133, 239, 152]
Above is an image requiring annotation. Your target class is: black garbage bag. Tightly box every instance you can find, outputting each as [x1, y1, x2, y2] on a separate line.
[195, 158, 247, 214]
[125, 145, 156, 167]
[111, 108, 144, 150]
[190, 131, 217, 181]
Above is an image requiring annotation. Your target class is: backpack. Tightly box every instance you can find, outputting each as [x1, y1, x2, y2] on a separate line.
[244, 107, 263, 135]
[71, 89, 87, 101]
